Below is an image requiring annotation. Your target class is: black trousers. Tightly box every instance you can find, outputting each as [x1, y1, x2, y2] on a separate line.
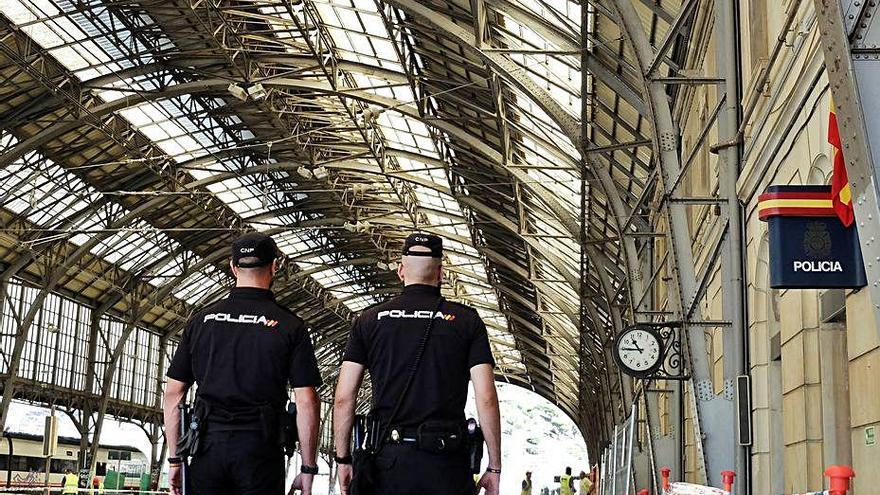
[188, 430, 284, 495]
[369, 444, 475, 495]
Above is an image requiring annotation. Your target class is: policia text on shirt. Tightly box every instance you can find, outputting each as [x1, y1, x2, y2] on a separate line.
[333, 234, 503, 495]
[163, 233, 323, 495]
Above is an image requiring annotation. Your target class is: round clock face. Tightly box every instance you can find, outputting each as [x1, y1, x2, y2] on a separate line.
[614, 326, 664, 377]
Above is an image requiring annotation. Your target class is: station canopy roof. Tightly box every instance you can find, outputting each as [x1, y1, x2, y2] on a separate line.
[0, 0, 689, 426]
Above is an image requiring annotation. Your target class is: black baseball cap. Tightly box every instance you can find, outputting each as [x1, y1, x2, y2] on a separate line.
[402, 233, 443, 258]
[231, 232, 280, 268]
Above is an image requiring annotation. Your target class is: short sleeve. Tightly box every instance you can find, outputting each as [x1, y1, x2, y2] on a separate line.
[289, 326, 323, 388]
[342, 316, 367, 364]
[468, 317, 495, 368]
[166, 321, 195, 383]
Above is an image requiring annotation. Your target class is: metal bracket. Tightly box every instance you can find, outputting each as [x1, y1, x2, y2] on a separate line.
[692, 377, 734, 402]
[647, 322, 690, 381]
[694, 379, 716, 402]
[659, 130, 677, 152]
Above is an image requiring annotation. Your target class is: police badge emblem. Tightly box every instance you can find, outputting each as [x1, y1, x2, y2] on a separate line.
[803, 221, 832, 258]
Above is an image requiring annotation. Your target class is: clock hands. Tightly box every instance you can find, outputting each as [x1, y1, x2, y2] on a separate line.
[624, 339, 644, 352]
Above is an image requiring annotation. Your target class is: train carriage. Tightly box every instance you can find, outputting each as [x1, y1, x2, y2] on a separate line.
[0, 432, 147, 489]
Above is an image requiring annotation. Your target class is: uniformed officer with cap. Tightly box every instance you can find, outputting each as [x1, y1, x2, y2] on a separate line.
[164, 232, 323, 495]
[332, 233, 502, 495]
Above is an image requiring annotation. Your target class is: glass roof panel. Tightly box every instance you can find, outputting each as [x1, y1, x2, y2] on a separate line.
[0, 0, 578, 379]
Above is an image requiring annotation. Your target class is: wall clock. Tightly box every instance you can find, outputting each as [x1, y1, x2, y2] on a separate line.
[613, 324, 665, 378]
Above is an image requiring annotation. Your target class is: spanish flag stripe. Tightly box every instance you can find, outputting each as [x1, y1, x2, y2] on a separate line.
[758, 207, 837, 219]
[829, 98, 855, 226]
[758, 199, 834, 209]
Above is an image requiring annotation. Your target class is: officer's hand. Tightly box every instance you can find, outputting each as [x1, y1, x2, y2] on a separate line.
[168, 465, 182, 495]
[337, 464, 353, 495]
[477, 471, 500, 495]
[288, 473, 313, 495]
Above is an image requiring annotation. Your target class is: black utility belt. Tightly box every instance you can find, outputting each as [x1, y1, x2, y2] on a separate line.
[354, 415, 484, 470]
[178, 399, 299, 460]
[385, 421, 466, 453]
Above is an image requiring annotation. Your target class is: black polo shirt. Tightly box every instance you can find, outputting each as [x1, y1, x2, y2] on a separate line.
[343, 284, 495, 428]
[167, 287, 322, 409]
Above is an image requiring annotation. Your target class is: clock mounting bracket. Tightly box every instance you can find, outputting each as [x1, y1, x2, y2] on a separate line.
[612, 322, 689, 381]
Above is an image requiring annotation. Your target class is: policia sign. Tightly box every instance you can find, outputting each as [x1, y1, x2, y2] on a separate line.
[758, 185, 866, 288]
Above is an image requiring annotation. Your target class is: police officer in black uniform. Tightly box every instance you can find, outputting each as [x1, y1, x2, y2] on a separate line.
[163, 232, 323, 495]
[332, 233, 502, 495]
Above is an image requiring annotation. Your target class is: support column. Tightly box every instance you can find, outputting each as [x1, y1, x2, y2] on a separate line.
[818, 321, 852, 469]
[610, 0, 739, 485]
[76, 410, 91, 472]
[150, 335, 169, 489]
[715, 0, 749, 491]
[0, 276, 50, 431]
[88, 299, 141, 477]
[148, 423, 164, 490]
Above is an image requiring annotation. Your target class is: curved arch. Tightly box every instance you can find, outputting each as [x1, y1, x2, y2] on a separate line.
[381, 0, 645, 320]
[0, 77, 627, 312]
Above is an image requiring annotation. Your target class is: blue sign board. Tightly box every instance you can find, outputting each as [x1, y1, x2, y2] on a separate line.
[766, 215, 867, 288]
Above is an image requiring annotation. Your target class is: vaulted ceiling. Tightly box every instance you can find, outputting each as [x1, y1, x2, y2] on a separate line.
[0, 0, 697, 449]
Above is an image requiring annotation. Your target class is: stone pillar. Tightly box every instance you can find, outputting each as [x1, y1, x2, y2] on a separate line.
[845, 290, 880, 494]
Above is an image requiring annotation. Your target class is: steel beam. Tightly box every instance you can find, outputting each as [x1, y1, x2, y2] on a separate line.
[813, 0, 880, 341]
[608, 0, 735, 485]
[377, 0, 647, 320]
[714, 0, 748, 489]
[646, 0, 699, 76]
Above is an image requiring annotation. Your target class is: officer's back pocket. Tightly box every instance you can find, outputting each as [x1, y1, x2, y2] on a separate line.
[416, 420, 464, 454]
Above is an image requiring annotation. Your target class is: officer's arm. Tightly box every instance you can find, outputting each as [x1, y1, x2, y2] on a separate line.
[163, 378, 190, 458]
[333, 361, 365, 456]
[471, 363, 501, 470]
[294, 386, 321, 467]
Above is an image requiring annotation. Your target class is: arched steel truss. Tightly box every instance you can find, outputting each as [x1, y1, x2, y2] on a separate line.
[0, 0, 747, 483]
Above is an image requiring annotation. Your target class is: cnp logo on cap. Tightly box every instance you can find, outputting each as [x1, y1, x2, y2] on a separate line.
[402, 233, 443, 258]
[232, 232, 280, 267]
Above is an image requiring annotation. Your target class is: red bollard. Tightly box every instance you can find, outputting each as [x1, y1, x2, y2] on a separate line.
[660, 467, 671, 491]
[824, 465, 855, 495]
[638, 490, 649, 495]
[721, 471, 736, 493]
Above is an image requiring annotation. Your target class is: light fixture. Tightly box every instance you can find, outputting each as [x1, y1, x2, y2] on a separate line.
[312, 166, 329, 180]
[351, 183, 371, 195]
[45, 324, 59, 334]
[296, 166, 313, 179]
[227, 83, 248, 101]
[247, 83, 267, 101]
[361, 105, 384, 123]
[343, 220, 371, 233]
[376, 261, 389, 270]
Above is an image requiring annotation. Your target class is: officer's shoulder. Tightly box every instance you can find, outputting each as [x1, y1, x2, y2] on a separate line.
[273, 303, 306, 328]
[189, 299, 227, 325]
[357, 298, 393, 319]
[444, 300, 480, 318]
